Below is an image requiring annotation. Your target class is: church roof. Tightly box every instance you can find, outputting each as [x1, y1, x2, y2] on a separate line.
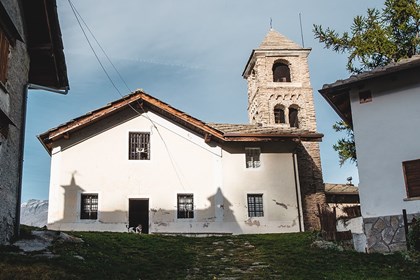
[38, 90, 323, 154]
[258, 29, 302, 50]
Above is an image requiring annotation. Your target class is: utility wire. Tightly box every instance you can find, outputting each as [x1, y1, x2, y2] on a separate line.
[67, 0, 186, 190]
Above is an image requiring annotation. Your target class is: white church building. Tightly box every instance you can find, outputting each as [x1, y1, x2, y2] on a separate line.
[39, 29, 325, 234]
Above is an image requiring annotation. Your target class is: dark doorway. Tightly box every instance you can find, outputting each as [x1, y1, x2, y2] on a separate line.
[129, 199, 149, 234]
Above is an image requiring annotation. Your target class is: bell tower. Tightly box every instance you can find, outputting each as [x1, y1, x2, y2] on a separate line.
[243, 29, 325, 230]
[243, 29, 317, 131]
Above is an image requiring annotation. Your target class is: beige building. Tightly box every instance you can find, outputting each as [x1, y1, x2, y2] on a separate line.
[39, 29, 324, 234]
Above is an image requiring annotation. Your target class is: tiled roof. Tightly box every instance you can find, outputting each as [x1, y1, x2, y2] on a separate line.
[324, 183, 359, 195]
[39, 90, 323, 154]
[319, 55, 420, 126]
[207, 123, 319, 136]
[321, 55, 420, 91]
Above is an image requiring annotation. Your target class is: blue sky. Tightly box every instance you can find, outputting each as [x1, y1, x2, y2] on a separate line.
[21, 0, 384, 202]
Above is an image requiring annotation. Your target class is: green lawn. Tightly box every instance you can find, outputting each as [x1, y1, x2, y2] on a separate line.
[0, 231, 419, 279]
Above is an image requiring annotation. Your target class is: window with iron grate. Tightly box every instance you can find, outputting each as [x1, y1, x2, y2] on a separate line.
[80, 193, 98, 220]
[247, 194, 264, 217]
[245, 147, 261, 168]
[177, 194, 194, 219]
[129, 132, 150, 160]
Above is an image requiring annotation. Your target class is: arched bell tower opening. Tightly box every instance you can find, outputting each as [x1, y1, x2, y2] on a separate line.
[242, 28, 325, 230]
[272, 60, 291, 82]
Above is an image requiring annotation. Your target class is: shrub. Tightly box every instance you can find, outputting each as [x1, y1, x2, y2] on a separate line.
[408, 218, 420, 251]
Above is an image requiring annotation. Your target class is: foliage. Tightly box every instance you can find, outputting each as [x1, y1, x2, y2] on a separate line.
[332, 120, 357, 166]
[313, 0, 420, 74]
[1, 231, 420, 279]
[408, 218, 420, 251]
[314, 0, 420, 165]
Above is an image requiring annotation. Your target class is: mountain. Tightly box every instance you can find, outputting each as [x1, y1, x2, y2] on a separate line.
[20, 199, 48, 227]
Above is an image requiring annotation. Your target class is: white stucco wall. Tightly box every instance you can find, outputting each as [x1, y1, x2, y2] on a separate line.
[350, 80, 420, 218]
[47, 109, 301, 234]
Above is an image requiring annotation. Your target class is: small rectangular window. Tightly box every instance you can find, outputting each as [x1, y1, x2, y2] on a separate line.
[0, 25, 10, 84]
[129, 132, 150, 160]
[177, 194, 194, 219]
[247, 194, 264, 217]
[403, 159, 420, 198]
[81, 194, 98, 220]
[359, 90, 372, 104]
[245, 148, 261, 168]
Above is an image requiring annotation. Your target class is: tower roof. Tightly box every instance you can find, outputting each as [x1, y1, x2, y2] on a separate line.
[258, 29, 302, 49]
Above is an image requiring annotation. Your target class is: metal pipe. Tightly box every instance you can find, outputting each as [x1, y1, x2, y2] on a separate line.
[15, 85, 29, 238]
[293, 151, 304, 232]
[27, 83, 69, 95]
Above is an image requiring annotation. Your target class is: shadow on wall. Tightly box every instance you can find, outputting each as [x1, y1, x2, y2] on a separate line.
[53, 174, 243, 234]
[295, 142, 325, 231]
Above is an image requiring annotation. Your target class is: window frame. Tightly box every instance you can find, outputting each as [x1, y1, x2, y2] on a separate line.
[274, 105, 285, 124]
[129, 132, 150, 160]
[245, 147, 261, 169]
[402, 159, 420, 198]
[288, 107, 299, 128]
[247, 194, 264, 217]
[80, 193, 98, 220]
[177, 194, 194, 219]
[0, 25, 10, 84]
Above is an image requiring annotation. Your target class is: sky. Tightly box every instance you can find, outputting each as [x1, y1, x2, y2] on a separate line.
[21, 0, 385, 202]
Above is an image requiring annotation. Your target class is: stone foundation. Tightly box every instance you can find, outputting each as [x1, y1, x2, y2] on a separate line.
[364, 215, 408, 253]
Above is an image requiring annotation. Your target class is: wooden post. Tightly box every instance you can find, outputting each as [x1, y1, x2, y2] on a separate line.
[403, 209, 410, 250]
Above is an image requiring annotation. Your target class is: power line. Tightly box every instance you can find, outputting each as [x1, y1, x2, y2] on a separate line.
[67, 0, 186, 190]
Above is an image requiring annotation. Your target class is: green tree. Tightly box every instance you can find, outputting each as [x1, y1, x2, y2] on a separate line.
[314, 0, 420, 165]
[332, 121, 356, 166]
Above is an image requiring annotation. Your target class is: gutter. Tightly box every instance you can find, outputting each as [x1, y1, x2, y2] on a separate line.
[292, 151, 304, 232]
[16, 83, 69, 238]
[27, 83, 69, 95]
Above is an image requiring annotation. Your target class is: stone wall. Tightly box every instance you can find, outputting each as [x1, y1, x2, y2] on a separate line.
[244, 31, 325, 231]
[296, 141, 325, 230]
[0, 0, 30, 245]
[364, 215, 408, 253]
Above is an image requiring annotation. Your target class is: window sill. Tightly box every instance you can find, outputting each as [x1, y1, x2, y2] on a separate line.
[403, 196, 420, 201]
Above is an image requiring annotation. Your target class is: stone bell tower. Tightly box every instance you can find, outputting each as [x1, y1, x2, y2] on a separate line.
[243, 29, 325, 230]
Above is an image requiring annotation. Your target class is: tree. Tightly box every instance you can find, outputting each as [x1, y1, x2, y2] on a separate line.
[332, 121, 356, 166]
[314, 0, 420, 165]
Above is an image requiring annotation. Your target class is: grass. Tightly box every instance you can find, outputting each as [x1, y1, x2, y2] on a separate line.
[1, 230, 420, 279]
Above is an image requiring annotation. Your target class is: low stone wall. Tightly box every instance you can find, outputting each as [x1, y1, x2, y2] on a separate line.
[364, 215, 407, 253]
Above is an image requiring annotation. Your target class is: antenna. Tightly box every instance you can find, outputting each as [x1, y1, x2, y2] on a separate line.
[299, 13, 305, 48]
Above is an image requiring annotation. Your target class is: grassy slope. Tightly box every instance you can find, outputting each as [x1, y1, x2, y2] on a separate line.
[0, 232, 419, 280]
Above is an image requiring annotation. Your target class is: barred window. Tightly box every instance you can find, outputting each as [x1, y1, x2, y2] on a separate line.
[245, 147, 261, 168]
[81, 194, 98, 220]
[177, 194, 194, 219]
[0, 25, 10, 84]
[129, 132, 150, 160]
[247, 194, 264, 217]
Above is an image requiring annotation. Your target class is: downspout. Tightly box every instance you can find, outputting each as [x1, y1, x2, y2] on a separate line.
[293, 151, 304, 232]
[15, 85, 28, 238]
[16, 83, 68, 238]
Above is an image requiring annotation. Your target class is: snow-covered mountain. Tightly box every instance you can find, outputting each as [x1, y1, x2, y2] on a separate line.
[20, 199, 48, 227]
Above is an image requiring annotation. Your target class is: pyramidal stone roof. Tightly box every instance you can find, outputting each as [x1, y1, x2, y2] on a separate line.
[258, 29, 302, 49]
